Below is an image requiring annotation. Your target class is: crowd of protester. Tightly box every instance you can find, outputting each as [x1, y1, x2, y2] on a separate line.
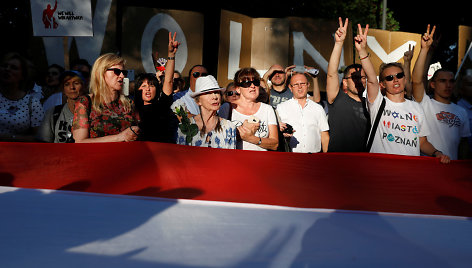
[1, 19, 471, 162]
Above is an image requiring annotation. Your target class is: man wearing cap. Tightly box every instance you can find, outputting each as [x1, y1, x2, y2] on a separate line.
[276, 73, 329, 153]
[37, 70, 85, 143]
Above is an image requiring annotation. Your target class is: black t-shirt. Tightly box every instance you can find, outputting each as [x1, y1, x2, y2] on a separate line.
[327, 90, 370, 152]
[137, 93, 175, 143]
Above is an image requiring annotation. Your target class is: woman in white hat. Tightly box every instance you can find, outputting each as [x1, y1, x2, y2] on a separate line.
[175, 75, 236, 149]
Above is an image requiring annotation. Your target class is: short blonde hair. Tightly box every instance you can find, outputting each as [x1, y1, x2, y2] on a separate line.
[378, 62, 404, 82]
[89, 53, 131, 113]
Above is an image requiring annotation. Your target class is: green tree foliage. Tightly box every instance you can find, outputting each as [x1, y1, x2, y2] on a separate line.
[289, 0, 400, 31]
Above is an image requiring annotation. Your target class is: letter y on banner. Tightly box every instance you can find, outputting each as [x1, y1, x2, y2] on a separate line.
[292, 32, 328, 73]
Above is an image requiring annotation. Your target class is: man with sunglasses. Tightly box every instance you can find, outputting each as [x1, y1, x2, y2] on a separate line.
[412, 25, 470, 160]
[357, 23, 450, 163]
[326, 17, 370, 152]
[171, 64, 209, 116]
[263, 64, 293, 108]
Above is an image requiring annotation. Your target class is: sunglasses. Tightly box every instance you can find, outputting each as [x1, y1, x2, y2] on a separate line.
[269, 70, 285, 80]
[107, 68, 128, 76]
[225, 90, 240, 97]
[240, 79, 260, 88]
[192, 72, 208, 78]
[384, 72, 405, 82]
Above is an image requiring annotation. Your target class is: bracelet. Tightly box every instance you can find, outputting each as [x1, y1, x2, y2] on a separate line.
[167, 56, 175, 60]
[432, 149, 441, 157]
[129, 126, 138, 136]
[359, 53, 370, 60]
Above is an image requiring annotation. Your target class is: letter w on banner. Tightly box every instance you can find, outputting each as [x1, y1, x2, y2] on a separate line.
[30, 0, 93, 36]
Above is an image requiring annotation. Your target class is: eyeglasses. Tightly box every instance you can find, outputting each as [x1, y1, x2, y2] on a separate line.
[107, 68, 128, 76]
[383, 72, 405, 81]
[192, 72, 208, 78]
[240, 79, 260, 88]
[291, 82, 308, 88]
[225, 90, 240, 97]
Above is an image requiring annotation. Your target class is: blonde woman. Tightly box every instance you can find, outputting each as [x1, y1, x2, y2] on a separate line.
[72, 53, 139, 142]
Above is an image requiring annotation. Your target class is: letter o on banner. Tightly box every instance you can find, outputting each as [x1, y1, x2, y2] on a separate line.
[141, 13, 187, 73]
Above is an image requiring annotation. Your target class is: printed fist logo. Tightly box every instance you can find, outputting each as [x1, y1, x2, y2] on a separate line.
[42, 0, 58, 29]
[436, 111, 461, 128]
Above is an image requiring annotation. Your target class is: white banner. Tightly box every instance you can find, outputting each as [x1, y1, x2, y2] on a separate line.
[30, 0, 93, 36]
[1, 186, 471, 267]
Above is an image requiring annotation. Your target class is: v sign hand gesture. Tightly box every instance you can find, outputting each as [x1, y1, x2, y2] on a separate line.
[353, 23, 378, 103]
[421, 24, 436, 49]
[335, 17, 349, 43]
[168, 32, 180, 57]
[354, 24, 369, 54]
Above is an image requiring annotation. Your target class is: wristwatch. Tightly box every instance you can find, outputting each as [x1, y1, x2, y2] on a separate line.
[257, 137, 262, 145]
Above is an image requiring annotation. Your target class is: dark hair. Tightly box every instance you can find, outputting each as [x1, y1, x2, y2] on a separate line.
[430, 68, 454, 82]
[48, 63, 65, 74]
[188, 64, 206, 79]
[343, 64, 363, 78]
[233, 67, 261, 87]
[1, 52, 35, 92]
[70, 58, 91, 70]
[134, 73, 162, 109]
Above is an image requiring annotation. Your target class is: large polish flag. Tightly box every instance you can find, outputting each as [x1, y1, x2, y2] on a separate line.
[0, 142, 471, 267]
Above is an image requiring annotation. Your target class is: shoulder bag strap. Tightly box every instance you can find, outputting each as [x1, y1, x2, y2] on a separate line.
[366, 97, 386, 152]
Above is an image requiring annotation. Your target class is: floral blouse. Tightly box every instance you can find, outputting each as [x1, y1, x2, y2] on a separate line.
[176, 117, 237, 149]
[73, 95, 138, 138]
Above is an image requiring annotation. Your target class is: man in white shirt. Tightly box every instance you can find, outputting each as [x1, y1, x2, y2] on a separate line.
[412, 27, 471, 160]
[276, 73, 329, 153]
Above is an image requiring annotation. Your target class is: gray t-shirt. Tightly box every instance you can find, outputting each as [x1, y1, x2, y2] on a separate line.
[269, 87, 293, 108]
[37, 104, 74, 143]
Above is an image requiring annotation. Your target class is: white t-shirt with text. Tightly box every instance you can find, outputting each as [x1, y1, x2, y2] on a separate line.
[368, 89, 430, 156]
[418, 96, 470, 160]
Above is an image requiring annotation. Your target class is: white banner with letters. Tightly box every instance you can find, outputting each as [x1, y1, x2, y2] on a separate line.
[30, 0, 93, 36]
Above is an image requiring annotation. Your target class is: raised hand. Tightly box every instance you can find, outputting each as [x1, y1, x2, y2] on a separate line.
[421, 24, 436, 49]
[168, 32, 180, 57]
[354, 24, 369, 52]
[335, 17, 349, 43]
[403, 43, 415, 62]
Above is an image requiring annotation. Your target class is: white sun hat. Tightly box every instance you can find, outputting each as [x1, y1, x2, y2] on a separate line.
[190, 75, 225, 97]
